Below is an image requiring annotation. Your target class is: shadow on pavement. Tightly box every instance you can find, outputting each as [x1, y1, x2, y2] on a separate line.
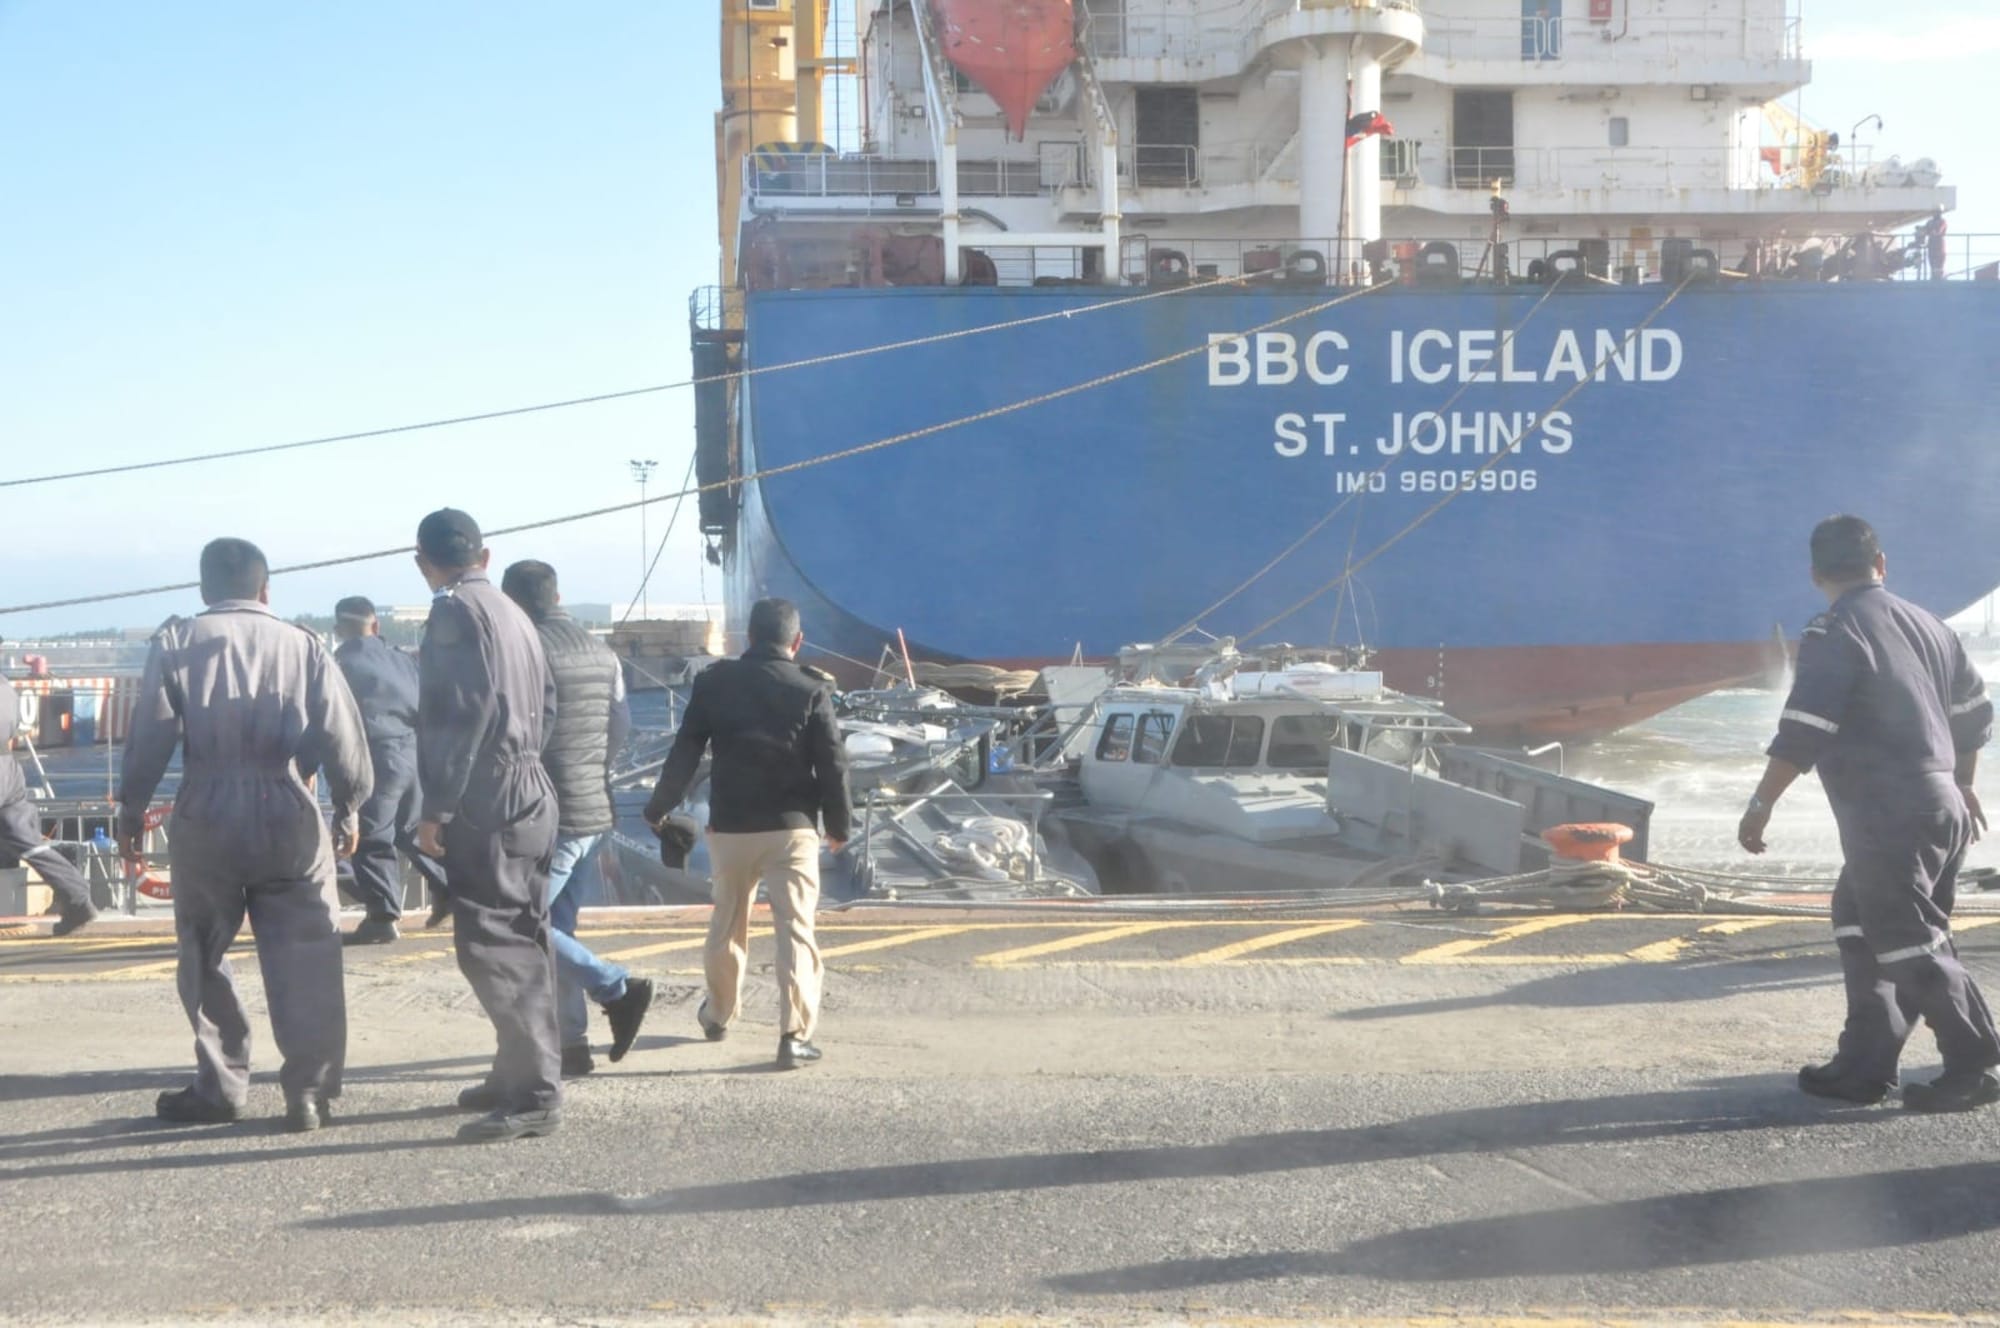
[0, 1067, 183, 1103]
[298, 1076, 1886, 1231]
[0, 1130, 464, 1182]
[0, 1103, 465, 1165]
[1047, 1159, 2000, 1290]
[1336, 953, 1835, 1021]
[0, 1052, 492, 1106]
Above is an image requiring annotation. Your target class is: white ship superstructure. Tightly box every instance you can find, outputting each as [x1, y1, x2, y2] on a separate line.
[733, 0, 1951, 286]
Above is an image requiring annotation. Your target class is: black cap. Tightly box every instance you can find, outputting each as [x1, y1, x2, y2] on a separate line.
[416, 509, 483, 568]
[334, 595, 376, 623]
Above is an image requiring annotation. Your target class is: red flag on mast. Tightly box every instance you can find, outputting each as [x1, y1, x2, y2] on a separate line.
[1345, 110, 1394, 149]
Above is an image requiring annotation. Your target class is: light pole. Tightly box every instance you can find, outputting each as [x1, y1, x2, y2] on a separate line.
[1849, 114, 1883, 174]
[629, 459, 658, 619]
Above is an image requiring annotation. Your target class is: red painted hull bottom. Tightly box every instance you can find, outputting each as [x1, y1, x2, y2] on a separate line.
[828, 641, 1784, 744]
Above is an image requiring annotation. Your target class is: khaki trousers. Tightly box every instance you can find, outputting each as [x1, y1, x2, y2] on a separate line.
[705, 828, 823, 1040]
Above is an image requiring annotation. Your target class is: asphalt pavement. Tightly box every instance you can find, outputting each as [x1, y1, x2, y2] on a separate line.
[4, 905, 2000, 1326]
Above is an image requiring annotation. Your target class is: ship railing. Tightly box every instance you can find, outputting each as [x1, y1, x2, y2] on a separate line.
[1106, 233, 2000, 287]
[1077, 0, 1260, 63]
[743, 152, 1046, 201]
[722, 229, 2000, 291]
[1082, 2, 1798, 68]
[1422, 12, 1803, 65]
[1119, 141, 1288, 191]
[1888, 234, 2000, 284]
[1430, 143, 1897, 195]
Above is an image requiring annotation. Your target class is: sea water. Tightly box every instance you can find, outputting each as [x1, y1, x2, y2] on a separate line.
[1571, 652, 2000, 880]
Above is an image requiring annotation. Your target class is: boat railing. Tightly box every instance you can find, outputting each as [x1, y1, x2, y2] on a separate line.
[28, 796, 169, 917]
[854, 787, 1060, 892]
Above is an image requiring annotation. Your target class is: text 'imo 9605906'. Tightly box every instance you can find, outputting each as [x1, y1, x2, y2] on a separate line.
[700, 0, 1999, 741]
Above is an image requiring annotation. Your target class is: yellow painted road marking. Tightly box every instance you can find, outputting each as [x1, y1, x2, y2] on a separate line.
[97, 958, 180, 979]
[820, 925, 972, 959]
[599, 936, 714, 962]
[1626, 917, 1794, 964]
[1400, 916, 1595, 965]
[1702, 918, 1797, 936]
[385, 948, 453, 966]
[1954, 916, 2000, 933]
[1175, 920, 1369, 966]
[975, 921, 1176, 967]
[6, 935, 181, 955]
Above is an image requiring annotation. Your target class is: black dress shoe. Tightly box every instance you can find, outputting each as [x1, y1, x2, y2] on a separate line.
[697, 999, 727, 1042]
[1798, 1061, 1893, 1105]
[285, 1096, 334, 1133]
[457, 1082, 503, 1113]
[561, 1043, 595, 1079]
[51, 903, 96, 938]
[342, 916, 400, 947]
[425, 896, 451, 929]
[778, 1035, 822, 1070]
[1903, 1069, 2000, 1113]
[457, 1108, 561, 1143]
[156, 1087, 240, 1125]
[604, 978, 654, 1063]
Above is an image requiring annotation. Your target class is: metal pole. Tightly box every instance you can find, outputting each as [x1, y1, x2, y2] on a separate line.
[628, 458, 659, 620]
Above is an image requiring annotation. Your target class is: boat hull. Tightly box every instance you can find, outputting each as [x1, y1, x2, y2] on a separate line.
[726, 281, 2000, 738]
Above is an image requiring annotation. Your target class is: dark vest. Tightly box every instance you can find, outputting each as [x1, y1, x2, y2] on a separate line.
[534, 610, 619, 834]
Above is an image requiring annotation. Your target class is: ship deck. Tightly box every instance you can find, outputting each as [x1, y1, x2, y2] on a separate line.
[6, 902, 2000, 1324]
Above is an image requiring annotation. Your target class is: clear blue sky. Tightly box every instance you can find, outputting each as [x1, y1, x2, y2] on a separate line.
[0, 1, 1989, 635]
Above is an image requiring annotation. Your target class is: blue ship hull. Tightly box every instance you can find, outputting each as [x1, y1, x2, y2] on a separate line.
[724, 281, 2000, 737]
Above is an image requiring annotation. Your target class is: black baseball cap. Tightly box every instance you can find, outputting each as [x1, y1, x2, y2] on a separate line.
[416, 508, 483, 567]
[334, 595, 376, 622]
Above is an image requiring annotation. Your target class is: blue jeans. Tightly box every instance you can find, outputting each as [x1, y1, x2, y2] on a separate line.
[547, 833, 628, 1046]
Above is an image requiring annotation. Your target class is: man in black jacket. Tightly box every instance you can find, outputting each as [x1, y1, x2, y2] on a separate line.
[413, 509, 563, 1143]
[502, 561, 653, 1076]
[645, 598, 852, 1069]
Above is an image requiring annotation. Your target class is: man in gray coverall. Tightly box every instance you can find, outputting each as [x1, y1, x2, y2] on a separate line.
[117, 538, 371, 1132]
[1741, 515, 2000, 1111]
[411, 508, 564, 1144]
[0, 676, 97, 937]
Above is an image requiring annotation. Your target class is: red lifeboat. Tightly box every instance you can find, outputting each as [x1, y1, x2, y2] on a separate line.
[932, 0, 1074, 139]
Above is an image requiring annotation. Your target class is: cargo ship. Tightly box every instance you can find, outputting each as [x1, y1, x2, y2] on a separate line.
[697, 0, 2000, 739]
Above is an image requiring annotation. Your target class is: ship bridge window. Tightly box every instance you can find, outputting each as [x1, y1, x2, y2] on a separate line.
[1267, 713, 1340, 770]
[1096, 713, 1136, 762]
[1134, 712, 1175, 765]
[1171, 714, 1266, 769]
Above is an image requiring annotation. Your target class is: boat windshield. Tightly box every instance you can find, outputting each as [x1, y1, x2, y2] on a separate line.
[1170, 713, 1265, 768]
[1266, 713, 1340, 769]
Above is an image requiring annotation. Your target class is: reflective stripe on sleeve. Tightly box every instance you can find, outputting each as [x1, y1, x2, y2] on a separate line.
[1831, 925, 1865, 940]
[1951, 695, 1990, 716]
[1781, 709, 1840, 734]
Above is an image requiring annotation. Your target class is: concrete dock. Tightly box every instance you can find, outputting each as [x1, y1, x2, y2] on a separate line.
[4, 904, 2000, 1326]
